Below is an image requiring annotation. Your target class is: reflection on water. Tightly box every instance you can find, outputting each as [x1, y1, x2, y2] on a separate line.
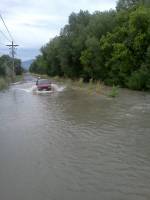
[0, 74, 150, 200]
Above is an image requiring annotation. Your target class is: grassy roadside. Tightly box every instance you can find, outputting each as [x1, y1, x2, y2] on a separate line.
[32, 73, 119, 97]
[0, 75, 24, 91]
[0, 77, 9, 90]
[13, 75, 24, 83]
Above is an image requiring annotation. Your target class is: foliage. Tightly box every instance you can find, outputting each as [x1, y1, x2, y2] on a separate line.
[29, 3, 150, 91]
[127, 67, 150, 90]
[0, 77, 8, 90]
[30, 55, 47, 75]
[0, 55, 23, 78]
[116, 0, 150, 11]
[108, 85, 119, 97]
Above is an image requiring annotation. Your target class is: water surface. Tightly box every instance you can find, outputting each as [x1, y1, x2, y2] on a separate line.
[0, 74, 150, 200]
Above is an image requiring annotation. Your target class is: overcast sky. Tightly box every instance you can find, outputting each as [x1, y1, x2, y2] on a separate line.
[0, 0, 116, 60]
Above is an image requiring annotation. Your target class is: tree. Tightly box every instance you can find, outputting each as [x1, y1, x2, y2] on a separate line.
[0, 55, 22, 78]
[117, 0, 141, 10]
[29, 3, 150, 91]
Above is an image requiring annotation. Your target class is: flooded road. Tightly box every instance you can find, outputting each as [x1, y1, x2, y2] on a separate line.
[0, 74, 150, 200]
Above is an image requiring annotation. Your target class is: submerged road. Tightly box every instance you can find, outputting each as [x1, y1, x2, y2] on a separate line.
[0, 74, 150, 200]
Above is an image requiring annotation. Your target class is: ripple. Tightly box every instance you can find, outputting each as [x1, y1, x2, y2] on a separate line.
[0, 74, 150, 200]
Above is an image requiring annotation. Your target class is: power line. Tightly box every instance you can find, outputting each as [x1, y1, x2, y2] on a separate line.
[0, 28, 11, 42]
[0, 13, 19, 78]
[0, 14, 14, 42]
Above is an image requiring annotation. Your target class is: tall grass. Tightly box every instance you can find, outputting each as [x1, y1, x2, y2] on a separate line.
[0, 75, 24, 91]
[0, 78, 8, 90]
[95, 81, 102, 93]
[108, 85, 119, 97]
[77, 78, 84, 87]
[14, 75, 23, 82]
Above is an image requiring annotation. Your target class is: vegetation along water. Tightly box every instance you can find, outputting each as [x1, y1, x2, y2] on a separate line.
[0, 55, 23, 90]
[1, 0, 150, 200]
[30, 0, 150, 91]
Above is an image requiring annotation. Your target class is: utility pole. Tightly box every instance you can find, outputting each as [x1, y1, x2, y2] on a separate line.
[6, 41, 19, 78]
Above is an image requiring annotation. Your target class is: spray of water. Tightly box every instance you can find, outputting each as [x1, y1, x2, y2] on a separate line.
[20, 86, 37, 93]
[51, 83, 65, 92]
[13, 82, 66, 94]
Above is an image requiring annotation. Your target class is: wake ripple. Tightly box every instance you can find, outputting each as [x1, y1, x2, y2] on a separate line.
[13, 82, 66, 94]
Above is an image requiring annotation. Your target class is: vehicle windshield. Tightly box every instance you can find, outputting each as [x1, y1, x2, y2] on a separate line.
[37, 79, 50, 84]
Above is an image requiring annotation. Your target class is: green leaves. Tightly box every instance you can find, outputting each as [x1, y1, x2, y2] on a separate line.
[30, 4, 150, 91]
[127, 67, 150, 90]
[0, 55, 22, 77]
[129, 6, 149, 33]
[116, 0, 146, 11]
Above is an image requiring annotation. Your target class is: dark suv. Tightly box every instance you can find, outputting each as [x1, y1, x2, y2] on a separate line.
[36, 79, 51, 91]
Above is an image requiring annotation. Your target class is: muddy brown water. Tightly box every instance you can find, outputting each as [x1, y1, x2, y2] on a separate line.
[0, 74, 150, 200]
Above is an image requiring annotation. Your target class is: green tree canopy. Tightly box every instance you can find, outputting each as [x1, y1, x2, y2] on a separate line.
[30, 3, 150, 91]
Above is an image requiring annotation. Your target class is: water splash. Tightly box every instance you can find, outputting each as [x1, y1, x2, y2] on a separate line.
[11, 81, 22, 85]
[13, 83, 66, 94]
[51, 83, 66, 92]
[20, 86, 37, 93]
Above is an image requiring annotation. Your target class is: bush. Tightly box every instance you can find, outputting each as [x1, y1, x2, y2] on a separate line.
[127, 68, 149, 90]
[108, 85, 119, 97]
[0, 78, 8, 90]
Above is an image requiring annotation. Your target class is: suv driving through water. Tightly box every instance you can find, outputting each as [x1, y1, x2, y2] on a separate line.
[36, 79, 52, 91]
